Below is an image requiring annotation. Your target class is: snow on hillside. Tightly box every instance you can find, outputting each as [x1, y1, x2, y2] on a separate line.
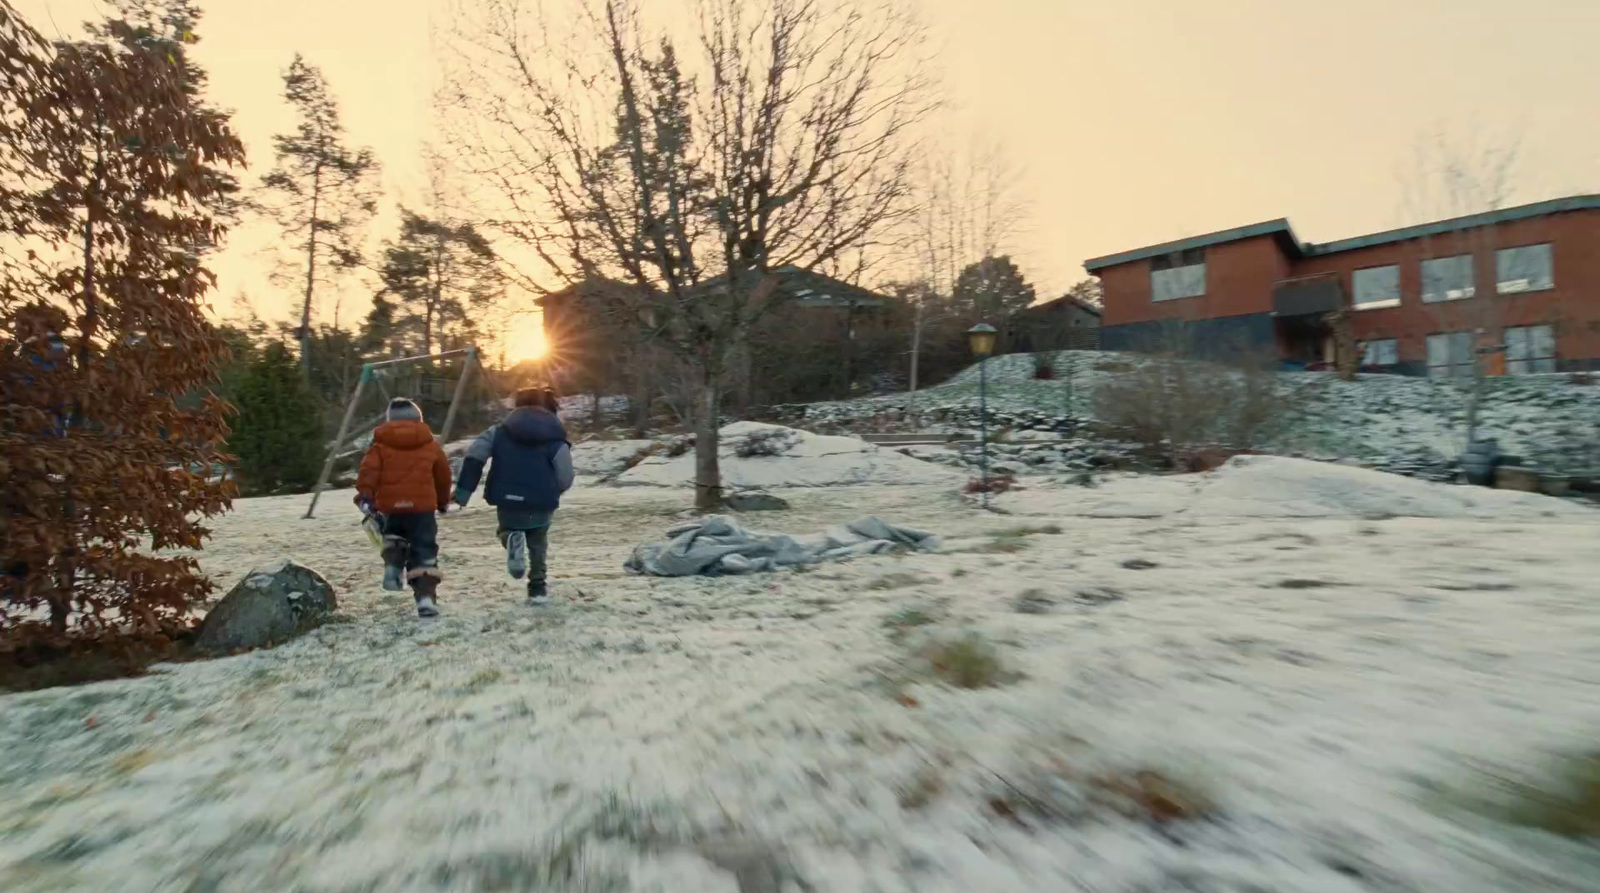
[614, 421, 960, 489]
[1, 462, 1597, 892]
[788, 351, 1600, 479]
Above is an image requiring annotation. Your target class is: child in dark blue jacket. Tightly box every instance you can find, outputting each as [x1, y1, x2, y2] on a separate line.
[454, 387, 574, 603]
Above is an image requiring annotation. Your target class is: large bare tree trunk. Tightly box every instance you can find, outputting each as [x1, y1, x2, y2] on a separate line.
[694, 377, 722, 512]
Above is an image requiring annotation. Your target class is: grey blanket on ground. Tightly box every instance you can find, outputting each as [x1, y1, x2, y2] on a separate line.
[624, 515, 942, 577]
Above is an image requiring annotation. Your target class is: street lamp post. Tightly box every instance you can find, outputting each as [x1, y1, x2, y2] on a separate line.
[967, 323, 998, 506]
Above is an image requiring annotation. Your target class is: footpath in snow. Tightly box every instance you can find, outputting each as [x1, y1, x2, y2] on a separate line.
[1, 458, 1597, 892]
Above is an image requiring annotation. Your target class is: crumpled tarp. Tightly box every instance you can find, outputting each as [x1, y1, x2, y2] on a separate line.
[623, 515, 941, 577]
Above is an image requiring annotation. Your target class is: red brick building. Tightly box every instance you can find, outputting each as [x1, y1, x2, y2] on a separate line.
[1085, 194, 1600, 376]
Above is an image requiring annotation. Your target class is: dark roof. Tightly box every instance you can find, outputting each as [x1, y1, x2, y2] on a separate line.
[1023, 294, 1102, 317]
[688, 265, 886, 308]
[1303, 194, 1600, 255]
[1083, 193, 1600, 273]
[1083, 219, 1302, 272]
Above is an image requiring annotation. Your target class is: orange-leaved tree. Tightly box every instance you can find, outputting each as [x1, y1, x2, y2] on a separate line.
[0, 0, 245, 640]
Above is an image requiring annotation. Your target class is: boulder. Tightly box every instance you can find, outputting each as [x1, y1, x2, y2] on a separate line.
[723, 491, 790, 512]
[196, 560, 339, 654]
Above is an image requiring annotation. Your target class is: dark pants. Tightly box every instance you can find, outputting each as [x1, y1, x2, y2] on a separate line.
[383, 511, 440, 580]
[496, 520, 549, 584]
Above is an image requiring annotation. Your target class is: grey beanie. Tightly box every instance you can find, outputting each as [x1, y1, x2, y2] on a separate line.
[386, 397, 423, 422]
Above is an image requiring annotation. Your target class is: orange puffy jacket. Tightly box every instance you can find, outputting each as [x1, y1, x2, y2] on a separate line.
[356, 420, 452, 514]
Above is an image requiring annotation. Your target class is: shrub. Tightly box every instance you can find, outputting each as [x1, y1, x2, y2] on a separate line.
[1, 7, 244, 640]
[734, 428, 797, 458]
[1093, 352, 1298, 457]
[965, 473, 1018, 495]
[227, 342, 325, 495]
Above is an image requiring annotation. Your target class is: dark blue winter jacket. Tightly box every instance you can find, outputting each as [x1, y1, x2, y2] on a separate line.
[454, 407, 574, 514]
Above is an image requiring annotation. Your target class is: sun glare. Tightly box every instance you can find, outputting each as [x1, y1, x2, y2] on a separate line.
[504, 315, 549, 363]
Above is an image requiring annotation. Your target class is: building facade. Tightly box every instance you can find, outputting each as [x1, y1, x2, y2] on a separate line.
[1009, 294, 1102, 353]
[1086, 195, 1600, 375]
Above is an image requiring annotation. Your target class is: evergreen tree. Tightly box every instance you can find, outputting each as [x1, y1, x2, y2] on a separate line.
[360, 293, 398, 357]
[951, 254, 1036, 322]
[258, 54, 380, 370]
[374, 209, 502, 356]
[228, 342, 324, 495]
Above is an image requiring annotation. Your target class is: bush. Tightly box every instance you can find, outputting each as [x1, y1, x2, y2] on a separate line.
[1093, 353, 1297, 457]
[734, 428, 797, 458]
[228, 342, 325, 495]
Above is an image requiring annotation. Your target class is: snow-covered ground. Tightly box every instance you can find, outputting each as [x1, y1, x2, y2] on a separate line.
[615, 422, 960, 490]
[2, 460, 1599, 892]
[788, 351, 1600, 481]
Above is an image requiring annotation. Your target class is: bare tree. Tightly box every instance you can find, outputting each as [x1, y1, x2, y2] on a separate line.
[441, 0, 931, 509]
[1396, 127, 1528, 453]
[904, 137, 1028, 393]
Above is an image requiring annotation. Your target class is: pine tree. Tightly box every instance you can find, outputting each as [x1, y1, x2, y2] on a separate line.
[952, 255, 1037, 322]
[228, 342, 324, 496]
[374, 210, 502, 356]
[1, 0, 244, 637]
[258, 54, 380, 371]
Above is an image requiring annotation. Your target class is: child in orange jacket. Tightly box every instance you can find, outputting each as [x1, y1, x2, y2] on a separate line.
[355, 398, 453, 617]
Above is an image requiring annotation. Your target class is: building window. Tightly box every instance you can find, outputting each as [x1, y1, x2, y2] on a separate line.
[1351, 265, 1400, 309]
[1361, 338, 1398, 367]
[1150, 247, 1205, 302]
[1505, 324, 1556, 374]
[1496, 244, 1554, 293]
[1421, 254, 1475, 303]
[1426, 331, 1475, 379]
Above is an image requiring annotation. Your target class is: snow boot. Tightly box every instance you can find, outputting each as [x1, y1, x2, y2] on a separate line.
[412, 575, 440, 618]
[381, 535, 409, 592]
[526, 578, 549, 606]
[506, 530, 528, 580]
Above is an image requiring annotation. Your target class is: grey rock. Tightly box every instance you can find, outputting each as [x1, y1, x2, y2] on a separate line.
[723, 491, 791, 512]
[196, 560, 338, 654]
[1013, 589, 1056, 614]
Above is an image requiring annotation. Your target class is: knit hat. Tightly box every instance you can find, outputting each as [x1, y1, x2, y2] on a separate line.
[515, 387, 559, 412]
[386, 397, 423, 422]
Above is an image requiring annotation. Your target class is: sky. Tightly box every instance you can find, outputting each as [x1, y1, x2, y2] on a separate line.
[14, 0, 1600, 362]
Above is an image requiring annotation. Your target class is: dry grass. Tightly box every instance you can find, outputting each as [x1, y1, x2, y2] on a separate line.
[866, 573, 929, 592]
[921, 633, 1008, 689]
[989, 763, 1217, 829]
[1448, 752, 1600, 839]
[964, 474, 1019, 495]
[882, 605, 941, 644]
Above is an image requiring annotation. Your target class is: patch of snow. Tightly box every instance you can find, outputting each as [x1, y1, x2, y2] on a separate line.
[614, 422, 960, 489]
[996, 455, 1591, 521]
[570, 439, 657, 477]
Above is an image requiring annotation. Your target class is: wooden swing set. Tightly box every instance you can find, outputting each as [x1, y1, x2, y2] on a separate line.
[303, 347, 499, 519]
